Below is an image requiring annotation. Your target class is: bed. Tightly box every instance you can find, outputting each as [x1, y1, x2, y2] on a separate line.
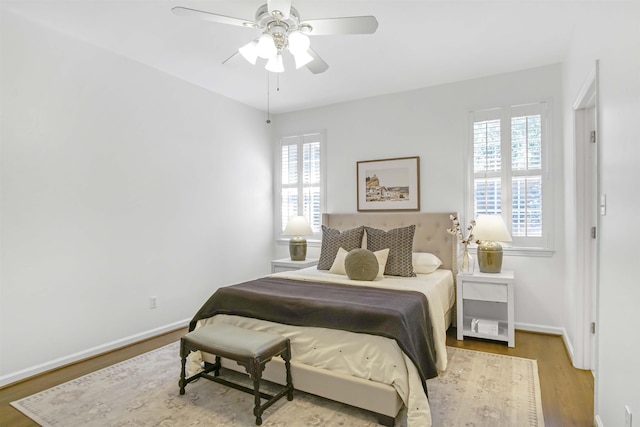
[187, 212, 457, 426]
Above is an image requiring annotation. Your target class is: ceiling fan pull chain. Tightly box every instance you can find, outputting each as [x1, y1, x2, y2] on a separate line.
[266, 72, 271, 124]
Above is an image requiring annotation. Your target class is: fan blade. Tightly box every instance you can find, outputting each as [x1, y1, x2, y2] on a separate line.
[268, 0, 291, 20]
[221, 51, 239, 65]
[302, 16, 378, 35]
[305, 49, 329, 74]
[172, 6, 255, 28]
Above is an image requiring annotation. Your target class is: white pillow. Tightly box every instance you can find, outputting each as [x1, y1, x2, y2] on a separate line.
[373, 248, 390, 278]
[329, 247, 350, 275]
[330, 247, 390, 279]
[412, 252, 442, 274]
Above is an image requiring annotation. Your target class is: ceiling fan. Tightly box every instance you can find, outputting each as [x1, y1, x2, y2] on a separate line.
[172, 0, 378, 74]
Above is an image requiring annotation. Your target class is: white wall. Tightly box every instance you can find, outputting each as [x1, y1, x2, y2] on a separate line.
[273, 64, 567, 335]
[0, 12, 273, 384]
[562, 3, 640, 426]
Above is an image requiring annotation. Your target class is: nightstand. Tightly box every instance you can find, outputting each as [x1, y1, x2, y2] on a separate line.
[456, 270, 515, 347]
[271, 258, 318, 273]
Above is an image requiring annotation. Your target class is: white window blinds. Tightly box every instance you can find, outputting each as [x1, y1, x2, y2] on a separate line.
[471, 102, 549, 248]
[279, 132, 324, 236]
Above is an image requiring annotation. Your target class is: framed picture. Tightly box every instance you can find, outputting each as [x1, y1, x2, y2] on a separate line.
[357, 156, 420, 211]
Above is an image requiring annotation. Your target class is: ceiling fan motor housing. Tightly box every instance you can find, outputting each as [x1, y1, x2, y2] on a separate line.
[255, 4, 303, 33]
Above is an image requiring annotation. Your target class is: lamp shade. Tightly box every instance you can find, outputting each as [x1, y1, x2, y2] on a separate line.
[474, 215, 512, 242]
[283, 216, 313, 236]
[265, 53, 284, 73]
[288, 30, 310, 54]
[238, 41, 258, 64]
[256, 33, 277, 59]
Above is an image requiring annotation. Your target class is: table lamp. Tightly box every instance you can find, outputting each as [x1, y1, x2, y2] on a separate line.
[283, 216, 313, 261]
[474, 214, 512, 273]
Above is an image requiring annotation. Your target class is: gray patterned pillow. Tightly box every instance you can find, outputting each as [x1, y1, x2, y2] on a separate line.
[317, 225, 364, 270]
[365, 225, 416, 277]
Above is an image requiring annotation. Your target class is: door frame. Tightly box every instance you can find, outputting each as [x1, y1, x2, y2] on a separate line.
[572, 60, 600, 371]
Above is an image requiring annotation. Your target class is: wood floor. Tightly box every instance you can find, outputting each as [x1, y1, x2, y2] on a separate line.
[0, 327, 593, 426]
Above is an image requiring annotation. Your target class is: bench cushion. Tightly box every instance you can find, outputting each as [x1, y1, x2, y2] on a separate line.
[184, 323, 286, 358]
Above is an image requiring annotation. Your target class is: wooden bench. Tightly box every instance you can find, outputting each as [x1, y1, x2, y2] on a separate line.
[179, 323, 294, 425]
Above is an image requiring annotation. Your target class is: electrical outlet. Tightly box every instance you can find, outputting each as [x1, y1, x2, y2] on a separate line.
[150, 296, 158, 309]
[626, 405, 633, 427]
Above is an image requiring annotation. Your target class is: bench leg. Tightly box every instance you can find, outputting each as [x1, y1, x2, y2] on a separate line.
[284, 342, 293, 401]
[204, 356, 222, 377]
[179, 340, 187, 395]
[251, 360, 263, 425]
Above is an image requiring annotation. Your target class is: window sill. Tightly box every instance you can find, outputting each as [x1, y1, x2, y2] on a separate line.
[468, 244, 554, 258]
[503, 247, 554, 257]
[276, 238, 321, 248]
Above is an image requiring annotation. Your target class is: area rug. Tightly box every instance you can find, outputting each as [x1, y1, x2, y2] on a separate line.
[12, 343, 544, 426]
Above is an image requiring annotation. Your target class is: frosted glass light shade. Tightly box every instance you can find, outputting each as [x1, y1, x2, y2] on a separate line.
[256, 33, 277, 59]
[265, 54, 284, 73]
[238, 41, 258, 64]
[288, 30, 310, 54]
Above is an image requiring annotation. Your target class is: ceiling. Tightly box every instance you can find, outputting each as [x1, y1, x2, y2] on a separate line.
[2, 0, 587, 114]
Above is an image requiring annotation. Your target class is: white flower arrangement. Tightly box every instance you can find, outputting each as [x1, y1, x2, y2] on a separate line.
[448, 215, 477, 273]
[447, 215, 477, 245]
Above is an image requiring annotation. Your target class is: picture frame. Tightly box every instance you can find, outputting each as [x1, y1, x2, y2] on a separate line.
[357, 156, 420, 211]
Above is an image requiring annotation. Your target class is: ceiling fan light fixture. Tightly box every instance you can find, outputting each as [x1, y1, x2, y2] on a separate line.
[293, 50, 314, 69]
[172, 3, 377, 75]
[287, 30, 310, 54]
[265, 53, 285, 73]
[256, 33, 277, 59]
[239, 41, 258, 64]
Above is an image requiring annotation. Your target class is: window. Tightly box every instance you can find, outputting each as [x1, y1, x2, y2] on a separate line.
[277, 132, 325, 239]
[470, 102, 550, 249]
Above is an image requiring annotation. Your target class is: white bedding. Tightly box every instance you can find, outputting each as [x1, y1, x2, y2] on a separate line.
[191, 268, 455, 427]
[272, 267, 455, 372]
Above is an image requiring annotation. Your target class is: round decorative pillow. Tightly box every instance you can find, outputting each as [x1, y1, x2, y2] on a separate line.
[345, 248, 379, 281]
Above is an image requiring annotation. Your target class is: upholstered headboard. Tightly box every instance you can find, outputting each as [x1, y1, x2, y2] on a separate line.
[322, 212, 458, 274]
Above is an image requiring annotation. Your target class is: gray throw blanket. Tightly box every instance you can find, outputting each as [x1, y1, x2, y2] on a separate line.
[189, 276, 438, 393]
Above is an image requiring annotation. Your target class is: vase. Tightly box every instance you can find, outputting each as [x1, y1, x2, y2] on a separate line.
[458, 245, 475, 275]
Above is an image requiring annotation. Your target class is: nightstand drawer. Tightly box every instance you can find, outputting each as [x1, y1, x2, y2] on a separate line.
[463, 282, 508, 302]
[271, 258, 318, 273]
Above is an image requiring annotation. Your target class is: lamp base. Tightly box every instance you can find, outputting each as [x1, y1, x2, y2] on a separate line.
[477, 241, 503, 273]
[289, 236, 307, 261]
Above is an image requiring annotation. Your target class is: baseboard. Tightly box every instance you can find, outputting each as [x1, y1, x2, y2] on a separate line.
[0, 318, 190, 388]
[515, 321, 567, 336]
[595, 414, 604, 427]
[515, 322, 574, 364]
